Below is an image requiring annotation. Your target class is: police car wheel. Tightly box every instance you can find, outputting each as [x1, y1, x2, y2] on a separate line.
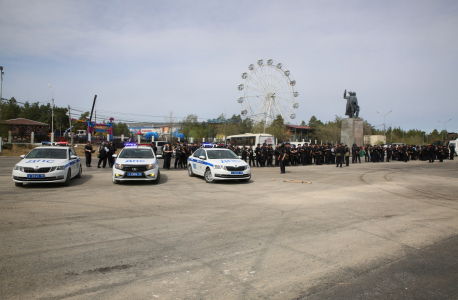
[15, 182, 23, 187]
[63, 169, 71, 186]
[204, 168, 214, 183]
[76, 165, 82, 178]
[151, 170, 160, 184]
[188, 164, 194, 177]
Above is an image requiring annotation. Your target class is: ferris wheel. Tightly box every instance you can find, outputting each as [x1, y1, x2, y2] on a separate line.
[237, 58, 299, 124]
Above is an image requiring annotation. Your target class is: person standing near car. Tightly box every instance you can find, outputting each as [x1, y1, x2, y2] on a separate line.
[174, 142, 182, 169]
[163, 142, 172, 169]
[84, 141, 93, 167]
[107, 142, 117, 168]
[248, 146, 255, 167]
[97, 142, 109, 168]
[151, 142, 157, 155]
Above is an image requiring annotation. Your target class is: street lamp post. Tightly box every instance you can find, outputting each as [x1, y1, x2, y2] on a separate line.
[48, 84, 54, 143]
[438, 119, 451, 141]
[376, 110, 392, 139]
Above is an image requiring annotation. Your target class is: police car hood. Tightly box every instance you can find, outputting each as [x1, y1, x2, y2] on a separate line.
[209, 159, 248, 166]
[17, 158, 69, 167]
[116, 158, 156, 165]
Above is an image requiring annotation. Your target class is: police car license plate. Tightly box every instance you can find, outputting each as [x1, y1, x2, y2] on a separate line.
[231, 171, 243, 175]
[27, 174, 45, 178]
[127, 172, 142, 177]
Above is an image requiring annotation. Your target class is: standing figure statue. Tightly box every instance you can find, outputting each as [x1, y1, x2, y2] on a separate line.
[343, 90, 360, 118]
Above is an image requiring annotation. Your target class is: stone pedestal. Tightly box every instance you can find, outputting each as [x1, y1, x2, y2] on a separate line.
[341, 118, 364, 147]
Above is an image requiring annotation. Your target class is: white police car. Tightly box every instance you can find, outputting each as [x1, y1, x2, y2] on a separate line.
[12, 146, 82, 187]
[187, 148, 251, 183]
[112, 145, 160, 184]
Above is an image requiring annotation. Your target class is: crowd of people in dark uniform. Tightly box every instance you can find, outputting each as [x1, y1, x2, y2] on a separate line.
[86, 139, 456, 172]
[84, 141, 118, 168]
[224, 142, 456, 172]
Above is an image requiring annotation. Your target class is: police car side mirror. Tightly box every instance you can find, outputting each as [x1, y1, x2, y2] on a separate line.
[71, 155, 78, 160]
[20, 155, 25, 159]
[199, 155, 206, 160]
[238, 156, 242, 159]
[112, 154, 117, 158]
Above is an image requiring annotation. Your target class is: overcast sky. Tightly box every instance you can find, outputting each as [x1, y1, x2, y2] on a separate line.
[1, 0, 457, 133]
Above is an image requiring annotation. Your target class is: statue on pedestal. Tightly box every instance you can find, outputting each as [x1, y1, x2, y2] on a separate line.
[343, 90, 360, 118]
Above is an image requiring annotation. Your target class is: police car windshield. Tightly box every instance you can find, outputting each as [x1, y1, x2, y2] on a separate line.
[119, 148, 154, 158]
[206, 150, 239, 160]
[26, 149, 67, 159]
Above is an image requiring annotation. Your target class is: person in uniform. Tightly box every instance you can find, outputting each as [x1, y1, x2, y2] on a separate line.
[163, 142, 172, 169]
[97, 142, 108, 168]
[235, 145, 242, 158]
[267, 144, 274, 167]
[344, 145, 350, 166]
[261, 143, 268, 166]
[274, 145, 280, 167]
[280, 142, 290, 174]
[351, 144, 358, 164]
[336, 143, 344, 168]
[248, 146, 255, 167]
[174, 142, 182, 169]
[386, 145, 392, 162]
[151, 142, 157, 155]
[450, 144, 455, 160]
[241, 145, 248, 162]
[255, 144, 262, 167]
[438, 145, 445, 162]
[107, 142, 115, 168]
[84, 141, 93, 167]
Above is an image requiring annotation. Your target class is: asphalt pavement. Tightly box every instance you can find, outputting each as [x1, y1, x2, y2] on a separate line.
[0, 156, 457, 299]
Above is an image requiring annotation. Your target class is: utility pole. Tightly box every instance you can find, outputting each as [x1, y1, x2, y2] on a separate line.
[376, 110, 392, 138]
[59, 116, 62, 138]
[438, 119, 451, 141]
[48, 84, 54, 143]
[224, 114, 226, 144]
[68, 105, 73, 146]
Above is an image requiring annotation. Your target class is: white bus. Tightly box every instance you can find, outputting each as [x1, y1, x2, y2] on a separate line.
[226, 133, 275, 147]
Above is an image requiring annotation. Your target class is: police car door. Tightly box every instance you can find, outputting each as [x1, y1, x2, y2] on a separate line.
[192, 149, 203, 175]
[71, 148, 80, 176]
[67, 148, 75, 177]
[198, 149, 207, 174]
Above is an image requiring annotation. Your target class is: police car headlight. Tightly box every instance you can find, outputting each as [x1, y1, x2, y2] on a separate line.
[214, 165, 224, 169]
[146, 164, 155, 170]
[14, 165, 23, 171]
[50, 166, 65, 171]
[115, 163, 123, 170]
[246, 165, 250, 170]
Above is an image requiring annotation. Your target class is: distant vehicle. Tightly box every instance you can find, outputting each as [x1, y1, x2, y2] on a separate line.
[155, 141, 167, 158]
[226, 133, 275, 147]
[187, 148, 251, 183]
[12, 146, 82, 187]
[112, 145, 160, 184]
[448, 140, 458, 155]
[76, 130, 87, 138]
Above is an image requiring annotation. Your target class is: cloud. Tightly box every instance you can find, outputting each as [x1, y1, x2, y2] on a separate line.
[1, 0, 457, 132]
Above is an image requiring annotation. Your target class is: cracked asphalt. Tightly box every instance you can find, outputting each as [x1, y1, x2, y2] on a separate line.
[0, 156, 457, 299]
